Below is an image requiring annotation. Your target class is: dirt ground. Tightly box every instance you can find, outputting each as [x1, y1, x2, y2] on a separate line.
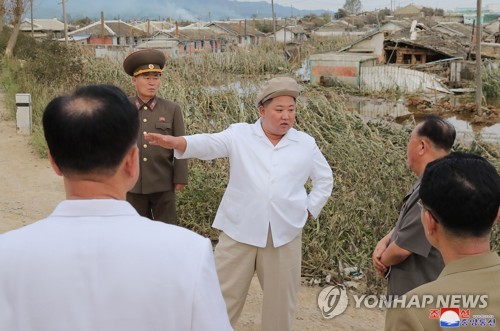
[0, 92, 385, 330]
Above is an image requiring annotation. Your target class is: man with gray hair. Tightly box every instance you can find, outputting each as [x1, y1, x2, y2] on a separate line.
[373, 115, 456, 296]
[145, 77, 334, 331]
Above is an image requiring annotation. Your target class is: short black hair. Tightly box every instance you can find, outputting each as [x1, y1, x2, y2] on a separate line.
[420, 152, 500, 238]
[43, 84, 139, 175]
[417, 115, 456, 151]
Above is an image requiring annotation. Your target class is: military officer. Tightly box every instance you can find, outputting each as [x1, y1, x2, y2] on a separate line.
[123, 49, 188, 224]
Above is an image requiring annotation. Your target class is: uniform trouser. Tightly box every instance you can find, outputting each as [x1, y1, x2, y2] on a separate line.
[126, 190, 177, 225]
[214, 229, 302, 331]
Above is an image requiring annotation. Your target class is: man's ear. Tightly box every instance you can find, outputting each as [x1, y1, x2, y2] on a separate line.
[258, 104, 265, 117]
[419, 138, 430, 156]
[123, 146, 139, 179]
[423, 209, 439, 237]
[48, 152, 63, 176]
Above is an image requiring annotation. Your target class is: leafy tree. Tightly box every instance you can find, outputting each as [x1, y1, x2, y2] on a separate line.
[343, 0, 362, 15]
[422, 7, 435, 17]
[254, 20, 274, 34]
[335, 8, 348, 19]
[379, 8, 391, 18]
[320, 11, 331, 23]
[301, 13, 331, 28]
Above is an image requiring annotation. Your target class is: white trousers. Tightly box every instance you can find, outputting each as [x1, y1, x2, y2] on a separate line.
[214, 229, 302, 331]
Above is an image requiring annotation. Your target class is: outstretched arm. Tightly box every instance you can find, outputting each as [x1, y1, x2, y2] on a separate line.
[145, 133, 187, 153]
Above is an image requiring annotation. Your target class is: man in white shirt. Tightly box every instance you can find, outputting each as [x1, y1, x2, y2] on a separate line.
[145, 77, 334, 331]
[0, 84, 232, 331]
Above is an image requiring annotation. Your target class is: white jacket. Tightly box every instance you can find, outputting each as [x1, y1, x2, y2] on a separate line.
[0, 199, 232, 331]
[177, 119, 334, 248]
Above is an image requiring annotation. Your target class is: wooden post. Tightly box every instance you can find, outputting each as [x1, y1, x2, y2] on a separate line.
[30, 0, 34, 38]
[62, 0, 68, 44]
[475, 0, 482, 114]
[271, 0, 276, 43]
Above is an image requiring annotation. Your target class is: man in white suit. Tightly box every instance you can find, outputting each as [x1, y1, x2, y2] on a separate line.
[0, 84, 232, 331]
[145, 77, 334, 331]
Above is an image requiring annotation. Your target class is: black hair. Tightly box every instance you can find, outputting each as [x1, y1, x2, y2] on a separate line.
[417, 115, 456, 151]
[420, 152, 500, 238]
[261, 97, 296, 108]
[42, 84, 139, 175]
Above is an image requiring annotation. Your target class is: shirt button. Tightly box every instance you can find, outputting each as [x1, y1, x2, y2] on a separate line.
[143, 157, 148, 162]
[143, 118, 147, 123]
[143, 131, 147, 135]
[143, 144, 147, 148]
[143, 106, 148, 110]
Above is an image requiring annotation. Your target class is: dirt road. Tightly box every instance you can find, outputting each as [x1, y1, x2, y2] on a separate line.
[0, 91, 385, 330]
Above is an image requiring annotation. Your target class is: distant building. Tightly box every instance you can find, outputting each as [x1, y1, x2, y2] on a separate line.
[394, 4, 423, 19]
[20, 18, 65, 39]
[205, 21, 265, 47]
[136, 38, 180, 58]
[133, 21, 175, 36]
[68, 20, 148, 46]
[379, 20, 411, 33]
[338, 31, 387, 63]
[273, 26, 307, 43]
[312, 20, 365, 37]
[158, 25, 225, 56]
[309, 53, 378, 87]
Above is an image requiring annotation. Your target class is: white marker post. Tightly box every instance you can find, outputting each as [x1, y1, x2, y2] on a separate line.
[16, 93, 32, 135]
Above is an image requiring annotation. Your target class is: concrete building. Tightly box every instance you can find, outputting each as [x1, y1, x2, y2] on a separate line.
[309, 53, 378, 87]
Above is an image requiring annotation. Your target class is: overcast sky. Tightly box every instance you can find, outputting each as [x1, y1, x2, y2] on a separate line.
[238, 0, 497, 11]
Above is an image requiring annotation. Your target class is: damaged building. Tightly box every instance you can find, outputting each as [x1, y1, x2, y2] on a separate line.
[310, 19, 498, 93]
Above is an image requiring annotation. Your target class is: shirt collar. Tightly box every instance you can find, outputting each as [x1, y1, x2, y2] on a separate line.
[252, 118, 300, 143]
[50, 200, 139, 218]
[440, 252, 500, 278]
[134, 96, 157, 111]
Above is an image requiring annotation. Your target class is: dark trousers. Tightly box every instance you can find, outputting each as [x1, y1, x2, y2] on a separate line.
[127, 190, 177, 225]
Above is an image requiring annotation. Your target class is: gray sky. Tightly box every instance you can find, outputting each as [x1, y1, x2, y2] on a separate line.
[238, 0, 498, 11]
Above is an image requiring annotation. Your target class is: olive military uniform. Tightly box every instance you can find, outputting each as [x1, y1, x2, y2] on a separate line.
[127, 96, 188, 224]
[124, 49, 188, 224]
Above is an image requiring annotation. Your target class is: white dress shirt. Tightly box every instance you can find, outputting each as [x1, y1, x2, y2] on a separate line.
[0, 199, 232, 331]
[176, 119, 334, 248]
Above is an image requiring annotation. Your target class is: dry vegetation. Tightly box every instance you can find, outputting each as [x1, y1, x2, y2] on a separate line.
[0, 33, 498, 294]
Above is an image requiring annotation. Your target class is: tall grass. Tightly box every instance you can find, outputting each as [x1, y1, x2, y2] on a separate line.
[482, 63, 500, 99]
[0, 34, 498, 294]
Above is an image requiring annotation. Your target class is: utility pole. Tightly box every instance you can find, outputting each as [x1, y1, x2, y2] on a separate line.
[30, 0, 34, 38]
[61, 0, 68, 44]
[271, 0, 276, 43]
[284, 18, 286, 43]
[475, 0, 482, 114]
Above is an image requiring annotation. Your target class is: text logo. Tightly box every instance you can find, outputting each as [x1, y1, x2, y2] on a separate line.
[317, 284, 348, 319]
[439, 308, 461, 328]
